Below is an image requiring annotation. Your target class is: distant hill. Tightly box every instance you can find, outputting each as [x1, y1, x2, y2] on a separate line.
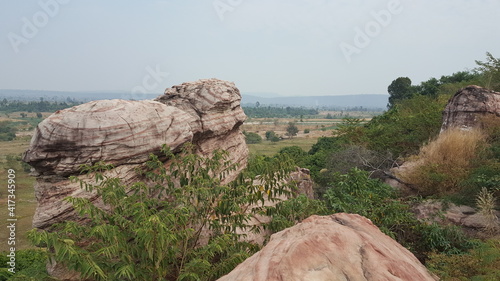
[241, 94, 388, 109]
[0, 89, 388, 110]
[0, 89, 157, 102]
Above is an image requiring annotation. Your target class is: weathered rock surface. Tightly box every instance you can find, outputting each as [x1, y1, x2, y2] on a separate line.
[23, 78, 248, 229]
[412, 200, 500, 233]
[441, 85, 500, 132]
[219, 214, 438, 281]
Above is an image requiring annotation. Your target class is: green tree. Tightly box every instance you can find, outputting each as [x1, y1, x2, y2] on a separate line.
[265, 130, 277, 141]
[336, 117, 364, 144]
[243, 131, 262, 144]
[387, 77, 413, 108]
[29, 145, 294, 281]
[475, 52, 500, 91]
[285, 122, 299, 138]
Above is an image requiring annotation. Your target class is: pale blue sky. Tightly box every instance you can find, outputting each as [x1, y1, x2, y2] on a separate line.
[1, 0, 499, 96]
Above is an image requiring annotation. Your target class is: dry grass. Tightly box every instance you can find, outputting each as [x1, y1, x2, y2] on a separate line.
[476, 187, 499, 235]
[399, 127, 487, 195]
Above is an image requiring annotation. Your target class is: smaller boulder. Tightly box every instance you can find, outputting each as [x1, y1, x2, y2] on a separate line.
[219, 214, 438, 281]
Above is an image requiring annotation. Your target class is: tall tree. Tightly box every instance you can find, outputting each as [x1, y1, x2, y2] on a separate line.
[387, 77, 413, 108]
[475, 52, 500, 91]
[285, 122, 299, 139]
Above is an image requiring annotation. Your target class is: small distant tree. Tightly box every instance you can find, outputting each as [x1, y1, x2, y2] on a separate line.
[20, 112, 27, 118]
[285, 122, 299, 138]
[265, 130, 277, 141]
[244, 131, 262, 144]
[325, 113, 334, 119]
[36, 112, 43, 118]
[304, 129, 310, 134]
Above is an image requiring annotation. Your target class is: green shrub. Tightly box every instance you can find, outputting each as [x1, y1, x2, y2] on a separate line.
[362, 94, 447, 156]
[265, 195, 328, 233]
[322, 168, 475, 261]
[28, 144, 294, 281]
[0, 249, 50, 281]
[323, 168, 415, 238]
[243, 131, 262, 144]
[427, 238, 500, 280]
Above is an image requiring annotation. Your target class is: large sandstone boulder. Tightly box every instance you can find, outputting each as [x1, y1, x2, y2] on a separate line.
[441, 85, 500, 132]
[219, 214, 438, 281]
[23, 78, 248, 229]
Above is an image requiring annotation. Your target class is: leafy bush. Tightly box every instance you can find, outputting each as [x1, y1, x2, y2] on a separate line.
[322, 168, 475, 261]
[399, 128, 487, 196]
[323, 168, 415, 238]
[0, 249, 50, 281]
[265, 130, 277, 141]
[0, 121, 17, 141]
[243, 131, 262, 144]
[276, 146, 308, 167]
[28, 145, 294, 281]
[362, 94, 448, 156]
[265, 195, 328, 233]
[427, 238, 500, 280]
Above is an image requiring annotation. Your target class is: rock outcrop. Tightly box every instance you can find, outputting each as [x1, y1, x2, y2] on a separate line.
[412, 200, 500, 235]
[219, 214, 438, 281]
[23, 78, 248, 229]
[441, 85, 500, 132]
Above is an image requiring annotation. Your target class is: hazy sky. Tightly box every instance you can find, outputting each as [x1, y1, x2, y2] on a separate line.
[1, 0, 499, 97]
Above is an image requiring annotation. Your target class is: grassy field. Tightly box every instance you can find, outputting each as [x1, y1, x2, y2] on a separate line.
[0, 138, 36, 251]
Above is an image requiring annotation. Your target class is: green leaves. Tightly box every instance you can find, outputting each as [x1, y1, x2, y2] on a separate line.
[29, 143, 294, 280]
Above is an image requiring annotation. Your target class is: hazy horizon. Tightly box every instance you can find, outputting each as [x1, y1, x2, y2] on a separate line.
[1, 0, 499, 97]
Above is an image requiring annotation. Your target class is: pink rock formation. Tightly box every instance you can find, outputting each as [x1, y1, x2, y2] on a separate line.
[23, 78, 248, 229]
[441, 85, 500, 132]
[219, 214, 438, 281]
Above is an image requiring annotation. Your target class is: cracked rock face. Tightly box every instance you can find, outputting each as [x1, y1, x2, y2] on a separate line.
[23, 78, 248, 229]
[441, 85, 500, 132]
[218, 214, 438, 281]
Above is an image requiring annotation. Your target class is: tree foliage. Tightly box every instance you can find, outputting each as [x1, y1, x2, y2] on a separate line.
[242, 106, 319, 118]
[387, 77, 413, 108]
[243, 131, 262, 144]
[29, 144, 294, 281]
[0, 121, 18, 141]
[475, 52, 500, 91]
[285, 122, 299, 138]
[0, 100, 79, 113]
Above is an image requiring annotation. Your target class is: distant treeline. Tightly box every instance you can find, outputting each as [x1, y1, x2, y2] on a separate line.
[0, 99, 80, 113]
[242, 106, 319, 118]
